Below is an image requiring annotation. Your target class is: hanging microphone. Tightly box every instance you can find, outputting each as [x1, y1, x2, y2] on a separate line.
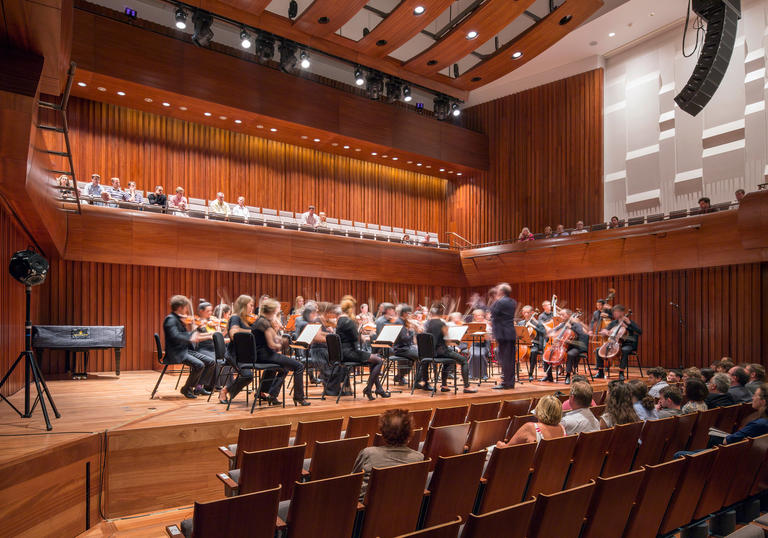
[669, 302, 679, 308]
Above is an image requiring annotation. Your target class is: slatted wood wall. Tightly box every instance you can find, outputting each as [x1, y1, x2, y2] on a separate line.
[66, 97, 449, 236]
[469, 262, 765, 370]
[452, 69, 604, 244]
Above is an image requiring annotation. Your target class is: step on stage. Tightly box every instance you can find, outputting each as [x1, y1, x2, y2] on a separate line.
[0, 368, 641, 537]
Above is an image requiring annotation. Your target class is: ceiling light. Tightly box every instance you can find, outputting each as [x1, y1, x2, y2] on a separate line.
[191, 11, 214, 47]
[457, 172, 462, 176]
[343, 145, 350, 149]
[392, 157, 398, 161]
[301, 135, 308, 139]
[300, 50, 310, 69]
[426, 165, 431, 168]
[407, 160, 413, 164]
[511, 51, 523, 59]
[279, 41, 298, 73]
[174, 7, 187, 30]
[235, 119, 242, 124]
[439, 168, 445, 172]
[117, 91, 126, 96]
[144, 97, 153, 102]
[413, 5, 425, 15]
[451, 102, 461, 117]
[97, 87, 106, 92]
[257, 124, 263, 128]
[416, 163, 422, 166]
[466, 31, 478, 40]
[270, 128, 277, 132]
[354, 67, 365, 86]
[179, 106, 187, 111]
[77, 82, 87, 87]
[331, 142, 338, 147]
[204, 112, 212, 116]
[240, 29, 252, 49]
[162, 102, 170, 106]
[313, 138, 320, 142]
[448, 170, 454, 174]
[608, 32, 616, 37]
[403, 86, 412, 102]
[365, 72, 384, 100]
[371, 152, 378, 156]
[355, 148, 361, 152]
[382, 155, 388, 158]
[219, 116, 227, 120]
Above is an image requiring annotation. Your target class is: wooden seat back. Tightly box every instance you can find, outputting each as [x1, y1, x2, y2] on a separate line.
[240, 444, 306, 500]
[422, 423, 471, 471]
[580, 470, 645, 538]
[466, 417, 511, 452]
[461, 500, 535, 538]
[431, 405, 469, 428]
[410, 409, 433, 442]
[527, 481, 595, 538]
[359, 459, 430, 538]
[660, 413, 697, 461]
[234, 424, 291, 467]
[726, 436, 763, 504]
[424, 450, 486, 528]
[657, 448, 718, 534]
[479, 442, 537, 513]
[285, 472, 364, 538]
[601, 421, 642, 477]
[498, 398, 533, 418]
[345, 414, 380, 445]
[593, 390, 606, 405]
[189, 485, 280, 538]
[398, 516, 462, 538]
[589, 404, 606, 418]
[466, 401, 501, 423]
[687, 408, 721, 450]
[505, 414, 536, 439]
[714, 404, 743, 434]
[693, 441, 751, 520]
[526, 434, 578, 498]
[373, 429, 422, 451]
[294, 417, 344, 459]
[308, 436, 369, 481]
[737, 402, 758, 429]
[565, 428, 613, 488]
[622, 457, 686, 538]
[631, 416, 676, 469]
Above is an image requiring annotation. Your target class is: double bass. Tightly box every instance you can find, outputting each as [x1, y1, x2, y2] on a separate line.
[542, 310, 582, 366]
[516, 309, 540, 362]
[597, 309, 633, 359]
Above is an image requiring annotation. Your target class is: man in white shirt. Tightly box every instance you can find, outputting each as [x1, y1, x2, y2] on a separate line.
[561, 382, 600, 435]
[209, 192, 230, 216]
[109, 177, 127, 201]
[231, 196, 249, 219]
[300, 205, 318, 227]
[571, 221, 588, 234]
[647, 367, 669, 398]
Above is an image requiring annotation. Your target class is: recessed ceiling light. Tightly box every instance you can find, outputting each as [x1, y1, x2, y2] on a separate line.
[313, 138, 320, 142]
[234, 119, 242, 124]
[466, 31, 478, 40]
[413, 5, 425, 15]
[407, 160, 413, 164]
[355, 148, 361, 152]
[219, 115, 227, 120]
[179, 106, 187, 111]
[331, 142, 338, 146]
[439, 168, 445, 172]
[608, 32, 616, 37]
[97, 87, 106, 92]
[162, 102, 170, 107]
[77, 82, 87, 87]
[144, 97, 153, 102]
[382, 155, 388, 158]
[343, 145, 350, 149]
[448, 171, 454, 174]
[426, 165, 431, 168]
[416, 163, 422, 166]
[270, 128, 277, 132]
[511, 51, 523, 59]
[392, 157, 398, 161]
[371, 152, 378, 156]
[457, 172, 463, 176]
[204, 112, 212, 116]
[301, 135, 308, 139]
[117, 91, 126, 96]
[256, 124, 264, 129]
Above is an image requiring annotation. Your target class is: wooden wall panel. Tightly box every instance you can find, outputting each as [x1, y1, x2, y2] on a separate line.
[67, 97, 449, 237]
[452, 69, 603, 244]
[468, 262, 765, 370]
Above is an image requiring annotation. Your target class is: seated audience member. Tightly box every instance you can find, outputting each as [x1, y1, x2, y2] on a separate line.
[667, 369, 683, 383]
[608, 215, 621, 228]
[682, 367, 703, 383]
[600, 381, 639, 428]
[124, 181, 143, 203]
[724, 384, 768, 444]
[647, 367, 669, 398]
[168, 186, 188, 212]
[517, 227, 534, 242]
[543, 225, 553, 239]
[498, 395, 565, 447]
[317, 211, 328, 227]
[698, 196, 712, 212]
[562, 375, 597, 410]
[86, 173, 104, 200]
[735, 188, 745, 202]
[747, 364, 766, 395]
[209, 192, 230, 216]
[231, 196, 249, 219]
[682, 379, 709, 414]
[718, 357, 735, 372]
[148, 185, 167, 206]
[561, 382, 600, 435]
[553, 224, 568, 237]
[706, 373, 736, 408]
[109, 177, 127, 201]
[352, 409, 424, 500]
[700, 367, 715, 383]
[571, 221, 588, 234]
[422, 234, 437, 246]
[729, 366, 753, 403]
[56, 174, 74, 199]
[300, 205, 318, 226]
[99, 190, 118, 207]
[402, 233, 412, 244]
[163, 295, 215, 399]
[656, 386, 683, 418]
[629, 379, 659, 420]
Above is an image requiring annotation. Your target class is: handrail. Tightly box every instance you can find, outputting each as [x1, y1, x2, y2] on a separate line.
[446, 231, 474, 248]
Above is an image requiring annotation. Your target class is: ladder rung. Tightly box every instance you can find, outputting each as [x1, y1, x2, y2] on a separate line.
[41, 149, 70, 157]
[36, 124, 65, 133]
[38, 101, 61, 110]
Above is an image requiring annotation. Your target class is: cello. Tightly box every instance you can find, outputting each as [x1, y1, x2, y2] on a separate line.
[516, 309, 540, 363]
[542, 310, 583, 367]
[597, 309, 633, 360]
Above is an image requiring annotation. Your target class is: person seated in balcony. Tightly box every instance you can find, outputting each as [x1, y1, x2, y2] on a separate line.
[99, 190, 119, 207]
[553, 224, 569, 237]
[571, 220, 588, 234]
[86, 173, 104, 201]
[735, 188, 745, 203]
[517, 227, 534, 242]
[124, 181, 143, 204]
[231, 196, 249, 219]
[300, 205, 318, 226]
[56, 174, 74, 199]
[148, 185, 167, 207]
[209, 192, 230, 216]
[316, 211, 328, 227]
[402, 233, 412, 244]
[608, 215, 621, 229]
[168, 186, 188, 213]
[109, 177, 127, 201]
[422, 233, 437, 246]
[698, 196, 712, 213]
[543, 225, 553, 238]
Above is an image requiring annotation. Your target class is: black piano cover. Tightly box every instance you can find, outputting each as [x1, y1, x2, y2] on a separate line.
[32, 325, 126, 349]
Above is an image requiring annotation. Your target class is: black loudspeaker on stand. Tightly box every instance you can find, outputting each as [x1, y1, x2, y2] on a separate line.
[0, 249, 60, 431]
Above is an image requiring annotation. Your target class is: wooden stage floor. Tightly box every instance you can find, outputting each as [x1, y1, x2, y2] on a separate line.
[0, 367, 642, 536]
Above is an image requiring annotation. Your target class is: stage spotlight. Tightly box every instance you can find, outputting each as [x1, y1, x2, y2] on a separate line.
[255, 33, 275, 63]
[366, 72, 384, 100]
[451, 102, 461, 117]
[240, 28, 252, 49]
[354, 67, 365, 86]
[288, 0, 298, 19]
[433, 95, 450, 121]
[385, 78, 403, 103]
[174, 7, 187, 29]
[191, 10, 213, 47]
[279, 41, 299, 73]
[300, 50, 310, 69]
[403, 85, 412, 102]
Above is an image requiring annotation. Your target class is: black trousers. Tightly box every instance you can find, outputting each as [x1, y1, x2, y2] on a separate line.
[437, 349, 471, 387]
[392, 346, 430, 384]
[566, 348, 581, 374]
[225, 364, 253, 399]
[180, 350, 216, 393]
[596, 345, 635, 370]
[261, 353, 305, 400]
[496, 339, 516, 387]
[469, 342, 490, 379]
[528, 345, 543, 376]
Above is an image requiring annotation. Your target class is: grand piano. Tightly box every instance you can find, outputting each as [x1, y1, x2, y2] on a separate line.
[32, 325, 126, 378]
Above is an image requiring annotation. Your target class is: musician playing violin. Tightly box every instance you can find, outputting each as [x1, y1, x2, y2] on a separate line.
[163, 295, 215, 399]
[517, 306, 546, 382]
[543, 309, 589, 384]
[218, 295, 257, 404]
[391, 305, 432, 391]
[596, 304, 641, 381]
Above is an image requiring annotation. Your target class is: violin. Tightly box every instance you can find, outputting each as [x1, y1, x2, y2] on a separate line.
[597, 309, 633, 360]
[246, 313, 258, 325]
[543, 310, 583, 366]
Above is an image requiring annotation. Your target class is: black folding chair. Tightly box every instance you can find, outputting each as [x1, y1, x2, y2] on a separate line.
[207, 332, 237, 403]
[231, 332, 285, 412]
[322, 333, 359, 404]
[414, 332, 457, 397]
[150, 333, 178, 399]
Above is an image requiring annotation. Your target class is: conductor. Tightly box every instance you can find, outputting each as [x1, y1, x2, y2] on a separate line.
[490, 283, 518, 389]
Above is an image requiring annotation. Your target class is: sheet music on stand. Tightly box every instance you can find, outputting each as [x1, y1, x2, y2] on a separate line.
[446, 325, 468, 343]
[463, 322, 487, 342]
[515, 325, 532, 346]
[374, 324, 403, 345]
[294, 323, 322, 347]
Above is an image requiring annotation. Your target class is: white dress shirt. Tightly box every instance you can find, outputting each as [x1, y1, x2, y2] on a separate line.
[561, 407, 600, 435]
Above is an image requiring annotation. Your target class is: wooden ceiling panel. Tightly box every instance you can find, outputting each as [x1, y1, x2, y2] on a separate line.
[293, 0, 371, 36]
[357, 0, 455, 58]
[403, 0, 536, 76]
[218, 0, 271, 14]
[455, 0, 604, 90]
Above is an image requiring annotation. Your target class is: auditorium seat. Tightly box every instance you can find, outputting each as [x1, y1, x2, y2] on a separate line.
[688, 408, 722, 450]
[691, 441, 751, 522]
[358, 459, 430, 538]
[601, 421, 643, 477]
[661, 413, 697, 461]
[580, 470, 645, 538]
[498, 398, 533, 418]
[527, 481, 595, 538]
[525, 434, 578, 498]
[715, 403, 744, 434]
[396, 517, 462, 538]
[280, 473, 363, 538]
[506, 414, 536, 439]
[631, 416, 676, 469]
[422, 424, 471, 471]
[622, 457, 686, 538]
[460, 500, 535, 538]
[218, 423, 291, 469]
[431, 405, 469, 427]
[294, 417, 344, 459]
[304, 436, 369, 481]
[565, 428, 613, 488]
[465, 417, 511, 452]
[219, 444, 305, 500]
[423, 450, 486, 528]
[345, 414, 380, 446]
[465, 401, 500, 423]
[478, 442, 537, 513]
[592, 390, 605, 405]
[589, 404, 606, 418]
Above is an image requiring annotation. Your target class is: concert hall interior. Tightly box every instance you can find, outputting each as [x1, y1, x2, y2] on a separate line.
[2, 0, 768, 536]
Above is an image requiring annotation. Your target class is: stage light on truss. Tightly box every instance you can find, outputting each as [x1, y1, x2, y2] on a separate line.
[174, 7, 187, 29]
[240, 28, 252, 49]
[191, 10, 213, 47]
[299, 50, 311, 69]
[354, 67, 365, 86]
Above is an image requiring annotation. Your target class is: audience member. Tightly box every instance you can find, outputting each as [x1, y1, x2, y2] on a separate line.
[553, 224, 568, 237]
[352, 409, 424, 500]
[300, 205, 318, 226]
[725, 384, 768, 444]
[168, 187, 188, 212]
[656, 386, 683, 418]
[729, 366, 753, 403]
[608, 216, 621, 228]
[498, 395, 565, 446]
[561, 382, 600, 435]
[735, 188, 745, 202]
[718, 357, 735, 372]
[700, 367, 715, 383]
[86, 173, 104, 199]
[561, 375, 596, 410]
[698, 196, 712, 212]
[571, 220, 588, 234]
[746, 364, 766, 395]
[317, 212, 328, 227]
[148, 185, 167, 207]
[56, 174, 74, 199]
[667, 369, 683, 383]
[99, 190, 118, 207]
[682, 379, 709, 414]
[705, 373, 736, 408]
[517, 227, 534, 242]
[109, 177, 127, 201]
[682, 367, 703, 383]
[124, 181, 143, 203]
[543, 225, 553, 239]
[209, 192, 230, 216]
[231, 196, 249, 219]
[647, 367, 668, 398]
[629, 379, 659, 420]
[600, 381, 639, 428]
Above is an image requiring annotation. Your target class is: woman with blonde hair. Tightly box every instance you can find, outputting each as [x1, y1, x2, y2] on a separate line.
[496, 395, 566, 447]
[337, 295, 387, 400]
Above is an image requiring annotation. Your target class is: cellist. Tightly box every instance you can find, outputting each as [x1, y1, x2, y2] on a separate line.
[542, 309, 589, 384]
[595, 304, 641, 381]
[517, 306, 546, 382]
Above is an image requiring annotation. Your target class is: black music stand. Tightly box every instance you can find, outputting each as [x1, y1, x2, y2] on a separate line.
[289, 323, 323, 400]
[372, 324, 406, 393]
[464, 322, 488, 384]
